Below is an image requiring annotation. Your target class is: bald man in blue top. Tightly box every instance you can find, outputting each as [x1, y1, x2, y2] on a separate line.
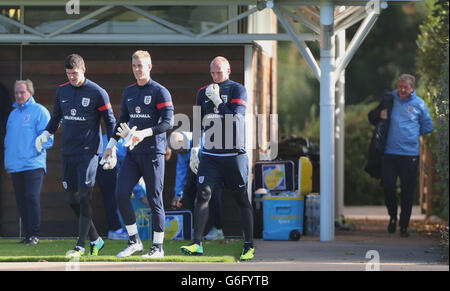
[181, 56, 254, 261]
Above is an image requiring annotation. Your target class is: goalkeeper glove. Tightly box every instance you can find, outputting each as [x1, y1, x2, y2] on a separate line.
[99, 139, 117, 170]
[189, 146, 200, 175]
[35, 130, 51, 153]
[123, 127, 153, 150]
[205, 83, 222, 107]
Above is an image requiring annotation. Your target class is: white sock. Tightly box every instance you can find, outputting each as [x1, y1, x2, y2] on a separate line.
[75, 246, 85, 252]
[126, 224, 138, 236]
[153, 231, 164, 245]
[91, 237, 101, 245]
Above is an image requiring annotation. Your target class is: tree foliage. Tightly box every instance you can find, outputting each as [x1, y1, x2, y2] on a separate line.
[416, 0, 449, 219]
[277, 4, 429, 205]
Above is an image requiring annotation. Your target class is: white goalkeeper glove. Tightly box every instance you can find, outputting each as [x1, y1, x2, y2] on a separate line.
[123, 126, 153, 151]
[116, 122, 131, 138]
[116, 122, 137, 149]
[35, 130, 51, 153]
[205, 83, 222, 107]
[99, 138, 117, 170]
[189, 146, 200, 175]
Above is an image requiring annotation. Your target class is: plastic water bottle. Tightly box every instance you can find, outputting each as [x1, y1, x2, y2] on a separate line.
[305, 194, 314, 235]
[313, 195, 320, 236]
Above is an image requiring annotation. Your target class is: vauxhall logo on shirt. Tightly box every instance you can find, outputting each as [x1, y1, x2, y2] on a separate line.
[64, 108, 86, 121]
[129, 104, 151, 119]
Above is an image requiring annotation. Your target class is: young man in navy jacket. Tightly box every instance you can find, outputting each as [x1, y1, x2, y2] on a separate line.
[35, 54, 116, 257]
[102, 50, 174, 258]
[181, 56, 254, 261]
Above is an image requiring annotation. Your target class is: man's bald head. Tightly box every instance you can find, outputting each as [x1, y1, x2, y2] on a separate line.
[210, 56, 231, 83]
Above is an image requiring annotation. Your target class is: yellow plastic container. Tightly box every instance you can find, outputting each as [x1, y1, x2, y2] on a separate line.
[298, 156, 313, 196]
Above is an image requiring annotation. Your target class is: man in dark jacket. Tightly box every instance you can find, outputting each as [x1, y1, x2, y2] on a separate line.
[365, 89, 393, 179]
[367, 74, 434, 238]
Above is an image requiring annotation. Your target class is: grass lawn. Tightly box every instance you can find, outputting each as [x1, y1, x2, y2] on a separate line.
[0, 238, 243, 262]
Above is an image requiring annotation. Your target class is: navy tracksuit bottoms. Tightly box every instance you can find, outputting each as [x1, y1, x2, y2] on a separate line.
[115, 152, 165, 233]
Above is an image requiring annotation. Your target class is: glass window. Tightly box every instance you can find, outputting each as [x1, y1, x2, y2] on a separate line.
[0, 7, 20, 34]
[21, 5, 229, 35]
[139, 6, 229, 34]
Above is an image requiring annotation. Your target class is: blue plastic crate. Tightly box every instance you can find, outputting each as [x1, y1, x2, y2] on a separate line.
[262, 195, 304, 241]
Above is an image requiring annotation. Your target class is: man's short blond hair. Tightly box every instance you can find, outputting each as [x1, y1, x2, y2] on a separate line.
[15, 79, 35, 96]
[132, 50, 152, 63]
[398, 74, 416, 88]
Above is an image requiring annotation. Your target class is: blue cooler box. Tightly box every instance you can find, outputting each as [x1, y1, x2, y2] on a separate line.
[262, 195, 304, 241]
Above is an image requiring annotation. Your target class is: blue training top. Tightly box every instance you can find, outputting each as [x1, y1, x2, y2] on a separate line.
[196, 79, 247, 156]
[113, 79, 174, 154]
[4, 96, 54, 173]
[45, 79, 116, 156]
[384, 89, 434, 156]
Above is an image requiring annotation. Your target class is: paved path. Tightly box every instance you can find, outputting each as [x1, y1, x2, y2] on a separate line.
[0, 206, 447, 271]
[0, 230, 447, 271]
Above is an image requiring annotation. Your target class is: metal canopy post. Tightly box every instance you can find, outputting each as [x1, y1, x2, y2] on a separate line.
[319, 1, 335, 242]
[335, 29, 345, 221]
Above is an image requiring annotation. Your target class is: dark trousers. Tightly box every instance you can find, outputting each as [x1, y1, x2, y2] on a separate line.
[116, 152, 165, 233]
[96, 166, 122, 231]
[381, 154, 419, 229]
[194, 154, 253, 244]
[62, 154, 100, 247]
[184, 169, 223, 229]
[11, 168, 45, 238]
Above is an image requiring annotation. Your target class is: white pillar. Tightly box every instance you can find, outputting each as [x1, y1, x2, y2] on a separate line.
[335, 29, 346, 220]
[319, 2, 335, 241]
[244, 45, 254, 202]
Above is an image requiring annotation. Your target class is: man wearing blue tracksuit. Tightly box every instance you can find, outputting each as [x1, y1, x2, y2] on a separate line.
[5, 80, 53, 245]
[181, 56, 254, 261]
[169, 131, 225, 240]
[102, 50, 174, 259]
[35, 54, 116, 257]
[378, 74, 434, 237]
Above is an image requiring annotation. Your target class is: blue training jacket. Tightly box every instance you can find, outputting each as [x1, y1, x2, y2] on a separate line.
[173, 131, 207, 198]
[4, 96, 54, 173]
[196, 79, 247, 155]
[384, 89, 434, 156]
[113, 79, 174, 154]
[45, 79, 116, 156]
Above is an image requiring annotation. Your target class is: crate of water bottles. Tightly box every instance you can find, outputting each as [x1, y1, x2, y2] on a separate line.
[304, 193, 320, 236]
[262, 191, 304, 241]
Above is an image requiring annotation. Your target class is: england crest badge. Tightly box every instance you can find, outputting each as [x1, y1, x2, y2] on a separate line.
[81, 97, 90, 107]
[221, 95, 228, 103]
[144, 95, 152, 105]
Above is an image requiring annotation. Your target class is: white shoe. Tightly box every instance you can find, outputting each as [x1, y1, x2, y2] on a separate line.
[141, 245, 164, 259]
[117, 240, 144, 258]
[204, 227, 224, 241]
